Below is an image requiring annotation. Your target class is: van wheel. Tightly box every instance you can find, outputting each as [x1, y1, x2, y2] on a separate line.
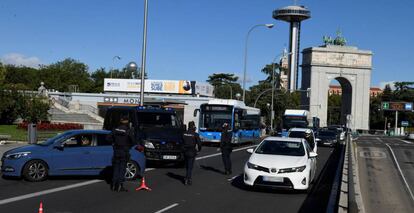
[125, 160, 140, 180]
[22, 160, 48, 182]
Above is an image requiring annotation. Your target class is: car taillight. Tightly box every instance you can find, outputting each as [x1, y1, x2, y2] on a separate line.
[135, 145, 145, 152]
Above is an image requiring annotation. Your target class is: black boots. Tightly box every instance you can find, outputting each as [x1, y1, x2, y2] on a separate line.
[184, 178, 192, 186]
[111, 183, 128, 192]
[117, 184, 128, 192]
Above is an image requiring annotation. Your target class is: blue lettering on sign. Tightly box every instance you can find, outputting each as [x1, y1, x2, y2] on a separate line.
[151, 82, 163, 91]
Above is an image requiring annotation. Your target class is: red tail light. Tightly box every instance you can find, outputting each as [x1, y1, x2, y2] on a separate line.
[135, 145, 145, 152]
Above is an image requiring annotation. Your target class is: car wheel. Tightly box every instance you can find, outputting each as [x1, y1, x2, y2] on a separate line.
[22, 160, 48, 182]
[125, 160, 140, 180]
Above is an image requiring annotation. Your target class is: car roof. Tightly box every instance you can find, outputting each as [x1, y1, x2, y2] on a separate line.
[62, 129, 111, 134]
[263, 136, 305, 143]
[289, 128, 313, 133]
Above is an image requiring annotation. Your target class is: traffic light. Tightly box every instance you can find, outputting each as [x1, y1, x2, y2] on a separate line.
[382, 102, 389, 110]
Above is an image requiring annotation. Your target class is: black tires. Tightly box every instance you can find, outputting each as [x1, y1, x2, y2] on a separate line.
[22, 160, 48, 182]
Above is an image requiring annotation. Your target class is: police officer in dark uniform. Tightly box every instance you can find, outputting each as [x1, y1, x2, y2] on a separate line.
[109, 116, 135, 192]
[220, 123, 233, 175]
[182, 121, 201, 185]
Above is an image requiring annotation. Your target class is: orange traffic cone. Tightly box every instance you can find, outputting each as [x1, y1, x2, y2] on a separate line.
[135, 177, 152, 191]
[38, 202, 43, 213]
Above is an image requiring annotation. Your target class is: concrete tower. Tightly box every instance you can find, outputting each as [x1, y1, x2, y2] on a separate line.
[273, 5, 310, 91]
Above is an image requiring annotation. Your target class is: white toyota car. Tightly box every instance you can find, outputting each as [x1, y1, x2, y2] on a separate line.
[244, 137, 317, 191]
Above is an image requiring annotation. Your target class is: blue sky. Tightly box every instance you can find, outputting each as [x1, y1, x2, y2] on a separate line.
[0, 0, 413, 88]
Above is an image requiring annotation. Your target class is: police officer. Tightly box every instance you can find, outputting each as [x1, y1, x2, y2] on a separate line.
[220, 123, 233, 175]
[182, 121, 201, 185]
[109, 116, 135, 192]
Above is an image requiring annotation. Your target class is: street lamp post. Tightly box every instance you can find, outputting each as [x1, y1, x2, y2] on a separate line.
[111, 56, 121, 78]
[140, 0, 149, 106]
[242, 23, 274, 102]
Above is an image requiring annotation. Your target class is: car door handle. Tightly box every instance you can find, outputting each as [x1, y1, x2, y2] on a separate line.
[83, 151, 90, 154]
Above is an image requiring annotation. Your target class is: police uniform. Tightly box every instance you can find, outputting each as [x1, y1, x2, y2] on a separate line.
[182, 121, 201, 185]
[109, 119, 135, 192]
[220, 124, 233, 175]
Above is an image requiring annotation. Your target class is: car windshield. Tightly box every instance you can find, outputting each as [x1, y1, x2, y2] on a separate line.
[255, 140, 305, 156]
[36, 132, 72, 146]
[137, 112, 179, 128]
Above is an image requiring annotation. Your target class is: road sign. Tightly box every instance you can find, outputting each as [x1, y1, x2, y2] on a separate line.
[382, 102, 414, 111]
[405, 102, 413, 111]
[401, 121, 409, 127]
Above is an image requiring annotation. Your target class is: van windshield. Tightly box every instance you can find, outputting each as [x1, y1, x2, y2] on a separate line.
[137, 112, 179, 128]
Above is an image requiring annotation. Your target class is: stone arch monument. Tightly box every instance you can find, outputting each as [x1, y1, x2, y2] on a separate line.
[300, 45, 372, 130]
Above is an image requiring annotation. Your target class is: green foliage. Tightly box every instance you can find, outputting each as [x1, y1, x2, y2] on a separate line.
[327, 94, 341, 125]
[207, 73, 241, 99]
[18, 96, 50, 123]
[0, 63, 5, 84]
[0, 85, 50, 124]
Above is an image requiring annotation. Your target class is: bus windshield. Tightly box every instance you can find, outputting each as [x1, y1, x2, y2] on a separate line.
[200, 105, 232, 131]
[283, 115, 308, 129]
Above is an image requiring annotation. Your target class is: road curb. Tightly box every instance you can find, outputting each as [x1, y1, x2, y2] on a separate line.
[338, 135, 365, 213]
[338, 138, 349, 212]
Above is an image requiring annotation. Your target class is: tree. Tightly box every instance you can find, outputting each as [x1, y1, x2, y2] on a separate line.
[207, 73, 240, 99]
[261, 63, 281, 87]
[0, 63, 5, 84]
[39, 58, 93, 92]
[17, 95, 50, 123]
[327, 94, 341, 125]
[90, 68, 109, 93]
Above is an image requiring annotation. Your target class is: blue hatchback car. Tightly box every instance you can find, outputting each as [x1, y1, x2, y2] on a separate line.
[1, 130, 146, 182]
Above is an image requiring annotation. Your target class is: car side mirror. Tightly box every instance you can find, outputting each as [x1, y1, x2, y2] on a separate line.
[309, 152, 318, 158]
[246, 148, 254, 154]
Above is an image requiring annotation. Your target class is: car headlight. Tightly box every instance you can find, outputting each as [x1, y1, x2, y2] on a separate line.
[278, 165, 306, 173]
[144, 141, 155, 149]
[5, 152, 31, 159]
[247, 162, 258, 169]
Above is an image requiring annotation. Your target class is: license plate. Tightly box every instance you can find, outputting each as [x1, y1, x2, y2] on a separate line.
[263, 176, 283, 182]
[162, 155, 177, 160]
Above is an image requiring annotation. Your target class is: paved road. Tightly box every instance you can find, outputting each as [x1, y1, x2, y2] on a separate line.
[355, 136, 414, 213]
[0, 143, 338, 213]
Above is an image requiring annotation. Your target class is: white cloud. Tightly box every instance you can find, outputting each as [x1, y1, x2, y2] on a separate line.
[379, 81, 396, 90]
[0, 53, 42, 68]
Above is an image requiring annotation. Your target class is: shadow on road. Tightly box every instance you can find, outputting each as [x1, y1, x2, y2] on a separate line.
[230, 175, 299, 195]
[199, 165, 224, 175]
[298, 145, 343, 213]
[166, 172, 185, 185]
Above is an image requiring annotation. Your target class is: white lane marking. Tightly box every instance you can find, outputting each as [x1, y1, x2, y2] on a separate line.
[0, 180, 101, 205]
[399, 139, 413, 144]
[385, 143, 414, 202]
[154, 203, 179, 213]
[227, 175, 239, 181]
[0, 145, 255, 205]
